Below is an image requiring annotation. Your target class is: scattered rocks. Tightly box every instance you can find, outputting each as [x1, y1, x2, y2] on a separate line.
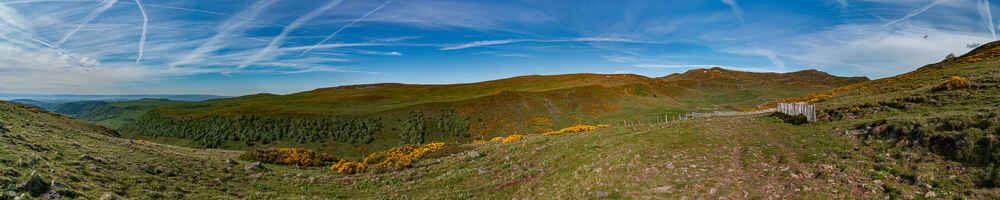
[465, 151, 481, 159]
[924, 191, 936, 198]
[244, 162, 266, 171]
[16, 171, 49, 197]
[225, 159, 238, 165]
[42, 190, 60, 200]
[476, 168, 490, 174]
[596, 190, 609, 197]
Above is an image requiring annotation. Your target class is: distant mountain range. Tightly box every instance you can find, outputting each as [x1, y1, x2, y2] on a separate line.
[0, 94, 228, 110]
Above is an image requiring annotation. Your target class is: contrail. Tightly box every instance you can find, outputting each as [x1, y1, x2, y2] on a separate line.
[883, 0, 949, 27]
[980, 0, 996, 40]
[169, 0, 280, 68]
[238, 0, 344, 69]
[58, 0, 117, 46]
[300, 0, 392, 56]
[134, 0, 147, 63]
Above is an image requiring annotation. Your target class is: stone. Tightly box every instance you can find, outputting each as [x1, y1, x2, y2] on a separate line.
[925, 191, 936, 198]
[465, 151, 481, 159]
[42, 190, 59, 200]
[225, 159, 238, 165]
[50, 180, 68, 189]
[476, 168, 490, 174]
[16, 171, 49, 197]
[244, 162, 266, 171]
[13, 194, 25, 200]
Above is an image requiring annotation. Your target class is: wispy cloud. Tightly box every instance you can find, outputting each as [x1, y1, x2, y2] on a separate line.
[238, 0, 345, 69]
[979, 0, 996, 40]
[357, 49, 402, 56]
[133, 0, 147, 63]
[58, 0, 117, 46]
[301, 0, 392, 55]
[168, 0, 279, 68]
[883, 0, 949, 27]
[440, 37, 668, 50]
[720, 0, 744, 23]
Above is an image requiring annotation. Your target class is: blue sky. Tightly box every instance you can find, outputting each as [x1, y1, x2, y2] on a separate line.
[0, 0, 996, 95]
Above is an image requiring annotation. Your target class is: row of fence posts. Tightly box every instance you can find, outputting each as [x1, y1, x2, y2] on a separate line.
[620, 113, 696, 129]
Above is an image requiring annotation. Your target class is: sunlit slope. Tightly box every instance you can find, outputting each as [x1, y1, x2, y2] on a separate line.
[120, 70, 865, 153]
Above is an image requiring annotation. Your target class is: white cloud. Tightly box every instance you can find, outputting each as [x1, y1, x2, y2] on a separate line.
[720, 0, 744, 23]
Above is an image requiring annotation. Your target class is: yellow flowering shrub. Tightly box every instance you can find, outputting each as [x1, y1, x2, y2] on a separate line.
[489, 137, 505, 142]
[239, 148, 331, 167]
[597, 124, 610, 128]
[543, 124, 603, 136]
[330, 159, 366, 174]
[936, 76, 970, 91]
[135, 139, 153, 143]
[501, 134, 527, 144]
[472, 139, 488, 144]
[331, 142, 446, 174]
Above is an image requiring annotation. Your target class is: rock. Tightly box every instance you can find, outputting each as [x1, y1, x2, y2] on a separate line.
[596, 190, 608, 197]
[42, 190, 59, 200]
[465, 151, 481, 159]
[244, 162, 266, 171]
[476, 168, 490, 174]
[16, 171, 49, 197]
[13, 194, 25, 200]
[225, 159, 238, 165]
[924, 191, 936, 198]
[50, 180, 68, 189]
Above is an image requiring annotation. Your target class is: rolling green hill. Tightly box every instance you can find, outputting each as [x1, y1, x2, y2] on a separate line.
[52, 98, 186, 130]
[114, 69, 866, 157]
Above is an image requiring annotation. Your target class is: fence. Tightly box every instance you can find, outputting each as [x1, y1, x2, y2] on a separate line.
[776, 102, 816, 122]
[687, 108, 776, 118]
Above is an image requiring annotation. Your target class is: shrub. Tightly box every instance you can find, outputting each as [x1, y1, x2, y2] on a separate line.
[935, 76, 970, 91]
[501, 135, 527, 144]
[489, 137, 505, 142]
[239, 148, 333, 167]
[135, 139, 153, 143]
[331, 142, 446, 174]
[542, 124, 603, 136]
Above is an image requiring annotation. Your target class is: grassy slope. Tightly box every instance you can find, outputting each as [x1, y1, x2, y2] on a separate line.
[118, 70, 865, 155]
[0, 99, 907, 199]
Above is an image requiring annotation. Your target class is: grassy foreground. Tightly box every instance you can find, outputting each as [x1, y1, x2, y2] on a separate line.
[3, 97, 970, 199]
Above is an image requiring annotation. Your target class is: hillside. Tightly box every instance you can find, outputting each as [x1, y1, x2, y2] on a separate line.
[52, 98, 185, 129]
[0, 98, 922, 199]
[112, 70, 865, 157]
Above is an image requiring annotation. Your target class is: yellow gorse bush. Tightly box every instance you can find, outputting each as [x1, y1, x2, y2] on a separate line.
[489, 137, 505, 142]
[542, 124, 604, 136]
[330, 142, 446, 174]
[937, 76, 970, 91]
[239, 148, 330, 167]
[501, 134, 527, 144]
